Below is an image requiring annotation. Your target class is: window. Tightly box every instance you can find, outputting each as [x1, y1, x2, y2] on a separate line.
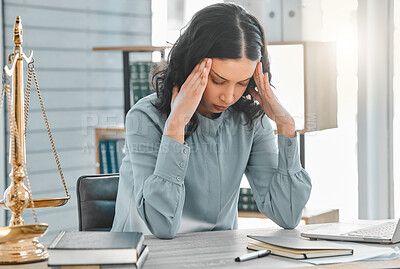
[304, 0, 358, 221]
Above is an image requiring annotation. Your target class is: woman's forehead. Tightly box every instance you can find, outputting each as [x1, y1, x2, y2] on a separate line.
[211, 58, 257, 81]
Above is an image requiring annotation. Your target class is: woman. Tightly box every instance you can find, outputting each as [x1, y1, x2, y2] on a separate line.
[112, 3, 311, 239]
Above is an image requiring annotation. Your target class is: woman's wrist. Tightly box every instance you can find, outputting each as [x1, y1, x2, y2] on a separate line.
[277, 125, 296, 138]
[164, 116, 185, 144]
[276, 117, 296, 138]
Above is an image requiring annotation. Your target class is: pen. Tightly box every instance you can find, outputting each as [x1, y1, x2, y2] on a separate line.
[235, 249, 271, 262]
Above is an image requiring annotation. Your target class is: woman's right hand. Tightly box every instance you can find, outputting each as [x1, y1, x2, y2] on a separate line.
[164, 58, 212, 144]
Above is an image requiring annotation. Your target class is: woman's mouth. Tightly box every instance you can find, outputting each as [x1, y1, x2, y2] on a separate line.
[214, 105, 228, 111]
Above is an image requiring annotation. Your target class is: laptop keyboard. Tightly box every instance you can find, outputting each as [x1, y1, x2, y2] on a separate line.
[344, 222, 397, 238]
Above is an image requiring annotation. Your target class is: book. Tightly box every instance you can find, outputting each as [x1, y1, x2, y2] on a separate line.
[99, 140, 109, 174]
[54, 245, 149, 269]
[138, 62, 150, 100]
[107, 140, 118, 173]
[247, 235, 353, 259]
[130, 62, 141, 104]
[239, 195, 255, 204]
[239, 187, 253, 195]
[48, 231, 145, 266]
[238, 202, 259, 212]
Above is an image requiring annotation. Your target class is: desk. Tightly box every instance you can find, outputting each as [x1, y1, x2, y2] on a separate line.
[3, 225, 400, 269]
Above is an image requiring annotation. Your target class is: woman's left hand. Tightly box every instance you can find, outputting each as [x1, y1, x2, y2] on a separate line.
[249, 61, 296, 138]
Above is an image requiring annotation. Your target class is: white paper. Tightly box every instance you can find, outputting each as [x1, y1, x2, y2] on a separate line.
[298, 241, 400, 265]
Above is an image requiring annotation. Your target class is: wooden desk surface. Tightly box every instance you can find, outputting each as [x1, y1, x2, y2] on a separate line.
[2, 225, 400, 269]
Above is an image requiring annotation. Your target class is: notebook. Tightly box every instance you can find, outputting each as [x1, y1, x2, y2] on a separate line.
[301, 219, 400, 244]
[247, 235, 353, 259]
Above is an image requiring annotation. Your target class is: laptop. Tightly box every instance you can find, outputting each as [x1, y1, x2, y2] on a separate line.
[301, 219, 400, 244]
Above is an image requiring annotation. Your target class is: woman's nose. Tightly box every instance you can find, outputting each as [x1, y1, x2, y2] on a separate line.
[220, 86, 235, 104]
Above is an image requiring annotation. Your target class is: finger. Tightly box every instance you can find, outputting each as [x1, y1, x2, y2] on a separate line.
[203, 58, 212, 77]
[197, 59, 212, 92]
[249, 88, 262, 104]
[194, 58, 207, 77]
[254, 62, 265, 92]
[262, 72, 274, 99]
[189, 58, 211, 93]
[258, 62, 266, 88]
[171, 85, 179, 106]
[185, 59, 208, 90]
[192, 59, 206, 77]
[189, 65, 206, 92]
[257, 63, 274, 101]
[181, 59, 205, 90]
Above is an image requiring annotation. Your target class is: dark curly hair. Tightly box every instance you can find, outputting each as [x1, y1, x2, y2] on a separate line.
[152, 2, 271, 138]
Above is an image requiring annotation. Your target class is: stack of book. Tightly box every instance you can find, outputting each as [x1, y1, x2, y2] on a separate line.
[99, 139, 125, 174]
[130, 61, 157, 104]
[48, 231, 148, 269]
[238, 188, 259, 212]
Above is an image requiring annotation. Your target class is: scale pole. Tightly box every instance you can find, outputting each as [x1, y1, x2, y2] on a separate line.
[5, 16, 29, 227]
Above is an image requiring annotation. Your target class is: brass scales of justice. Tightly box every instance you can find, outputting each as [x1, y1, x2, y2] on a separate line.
[0, 17, 70, 264]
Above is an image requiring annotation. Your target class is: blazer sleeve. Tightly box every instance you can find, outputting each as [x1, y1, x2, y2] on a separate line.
[125, 108, 190, 239]
[245, 116, 312, 228]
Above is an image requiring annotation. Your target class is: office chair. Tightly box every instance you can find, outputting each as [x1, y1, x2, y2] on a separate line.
[76, 173, 119, 231]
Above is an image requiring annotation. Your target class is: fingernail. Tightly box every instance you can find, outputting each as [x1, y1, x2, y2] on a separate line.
[207, 59, 211, 64]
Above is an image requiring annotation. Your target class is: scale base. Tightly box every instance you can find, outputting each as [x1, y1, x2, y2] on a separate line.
[0, 238, 48, 264]
[0, 224, 49, 264]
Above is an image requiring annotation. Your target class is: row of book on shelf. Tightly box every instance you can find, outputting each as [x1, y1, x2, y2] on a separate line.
[130, 61, 157, 104]
[99, 139, 125, 174]
[238, 187, 259, 212]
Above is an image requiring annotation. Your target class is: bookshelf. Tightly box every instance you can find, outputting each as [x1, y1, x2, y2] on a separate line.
[93, 46, 168, 115]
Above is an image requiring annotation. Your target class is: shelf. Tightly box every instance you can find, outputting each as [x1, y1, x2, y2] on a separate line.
[238, 208, 339, 225]
[93, 46, 169, 52]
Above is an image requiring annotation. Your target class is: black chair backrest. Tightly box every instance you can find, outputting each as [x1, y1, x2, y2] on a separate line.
[76, 174, 119, 231]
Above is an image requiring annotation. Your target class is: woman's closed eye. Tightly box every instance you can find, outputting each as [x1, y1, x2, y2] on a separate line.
[238, 81, 249, 87]
[211, 77, 225, 85]
[211, 77, 249, 87]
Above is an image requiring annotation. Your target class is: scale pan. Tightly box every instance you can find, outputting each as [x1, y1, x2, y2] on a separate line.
[26, 197, 70, 208]
[0, 196, 70, 209]
[0, 223, 48, 243]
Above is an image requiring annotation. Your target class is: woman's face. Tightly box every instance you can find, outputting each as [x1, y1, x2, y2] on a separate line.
[197, 57, 258, 118]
